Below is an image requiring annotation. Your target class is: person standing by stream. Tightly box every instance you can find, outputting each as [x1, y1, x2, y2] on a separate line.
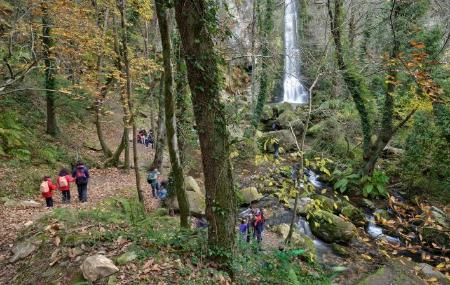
[72, 161, 90, 203]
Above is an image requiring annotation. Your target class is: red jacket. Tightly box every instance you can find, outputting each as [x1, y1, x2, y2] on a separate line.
[57, 175, 75, 191]
[42, 179, 57, 198]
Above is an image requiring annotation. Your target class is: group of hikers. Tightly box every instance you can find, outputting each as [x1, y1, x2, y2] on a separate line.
[138, 129, 154, 149]
[40, 161, 90, 208]
[239, 200, 265, 244]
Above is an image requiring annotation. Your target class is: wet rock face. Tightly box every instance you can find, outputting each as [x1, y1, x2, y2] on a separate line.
[81, 254, 119, 282]
[309, 210, 356, 244]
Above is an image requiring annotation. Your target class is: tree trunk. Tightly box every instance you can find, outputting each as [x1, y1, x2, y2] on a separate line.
[104, 129, 126, 167]
[152, 76, 166, 170]
[175, 0, 236, 268]
[155, 0, 190, 227]
[118, 0, 143, 201]
[93, 4, 113, 158]
[252, 0, 273, 129]
[173, 33, 190, 164]
[42, 2, 58, 136]
[327, 0, 372, 159]
[113, 10, 130, 170]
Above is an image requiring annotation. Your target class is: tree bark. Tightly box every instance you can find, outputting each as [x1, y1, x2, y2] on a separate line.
[175, 0, 236, 268]
[42, 2, 58, 136]
[327, 0, 372, 159]
[113, 10, 130, 170]
[155, 0, 190, 227]
[118, 0, 144, 201]
[152, 76, 166, 170]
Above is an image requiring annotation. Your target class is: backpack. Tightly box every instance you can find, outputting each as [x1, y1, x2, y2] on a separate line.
[40, 181, 50, 193]
[76, 168, 88, 184]
[59, 176, 68, 187]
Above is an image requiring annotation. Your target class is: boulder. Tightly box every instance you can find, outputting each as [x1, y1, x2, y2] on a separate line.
[287, 197, 313, 215]
[356, 260, 425, 285]
[341, 205, 366, 227]
[331, 243, 350, 257]
[239, 187, 263, 204]
[81, 254, 119, 282]
[309, 210, 356, 244]
[9, 242, 36, 263]
[20, 200, 40, 208]
[258, 130, 297, 152]
[184, 176, 203, 194]
[116, 251, 137, 265]
[275, 224, 316, 258]
[417, 263, 449, 285]
[167, 191, 205, 215]
[310, 194, 335, 212]
[276, 110, 297, 130]
[261, 105, 274, 121]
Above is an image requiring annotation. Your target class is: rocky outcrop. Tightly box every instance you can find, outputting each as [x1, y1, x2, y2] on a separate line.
[81, 254, 119, 282]
[309, 210, 356, 243]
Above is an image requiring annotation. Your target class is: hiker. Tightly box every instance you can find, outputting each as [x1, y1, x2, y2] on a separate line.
[145, 132, 154, 149]
[273, 141, 280, 159]
[158, 179, 168, 200]
[72, 161, 90, 203]
[147, 167, 160, 197]
[40, 176, 57, 208]
[250, 200, 265, 243]
[57, 168, 75, 203]
[196, 216, 208, 228]
[239, 219, 250, 242]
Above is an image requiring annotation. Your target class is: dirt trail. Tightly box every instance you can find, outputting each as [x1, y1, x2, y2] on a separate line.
[0, 143, 164, 282]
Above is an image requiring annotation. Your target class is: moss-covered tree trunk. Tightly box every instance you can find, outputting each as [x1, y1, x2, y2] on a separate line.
[327, 0, 372, 161]
[175, 0, 236, 268]
[152, 76, 166, 170]
[155, 0, 190, 227]
[42, 2, 58, 136]
[252, 0, 274, 129]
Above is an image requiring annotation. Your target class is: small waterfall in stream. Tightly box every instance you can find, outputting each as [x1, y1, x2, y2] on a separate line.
[282, 0, 308, 104]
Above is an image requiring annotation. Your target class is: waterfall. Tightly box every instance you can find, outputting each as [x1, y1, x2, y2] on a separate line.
[282, 0, 308, 104]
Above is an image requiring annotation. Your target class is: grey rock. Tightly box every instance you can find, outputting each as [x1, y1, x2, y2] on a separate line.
[9, 242, 36, 262]
[417, 263, 449, 285]
[116, 251, 137, 265]
[20, 200, 40, 208]
[81, 254, 119, 282]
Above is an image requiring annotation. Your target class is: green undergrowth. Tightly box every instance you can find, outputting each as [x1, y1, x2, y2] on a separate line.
[14, 198, 333, 285]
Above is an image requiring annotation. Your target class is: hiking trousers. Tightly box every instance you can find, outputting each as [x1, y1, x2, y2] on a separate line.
[77, 183, 88, 202]
[61, 190, 71, 203]
[253, 223, 264, 243]
[45, 197, 53, 207]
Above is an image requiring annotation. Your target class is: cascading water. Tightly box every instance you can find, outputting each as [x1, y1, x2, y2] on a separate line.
[282, 0, 308, 104]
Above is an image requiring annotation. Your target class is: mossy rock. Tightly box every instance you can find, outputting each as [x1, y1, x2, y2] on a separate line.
[331, 243, 351, 257]
[276, 110, 297, 130]
[309, 210, 356, 244]
[274, 224, 316, 259]
[258, 130, 297, 152]
[340, 205, 366, 226]
[239, 187, 263, 205]
[116, 251, 137, 265]
[261, 104, 274, 121]
[185, 176, 203, 194]
[357, 260, 425, 285]
[311, 194, 335, 212]
[167, 191, 205, 215]
[421, 227, 449, 248]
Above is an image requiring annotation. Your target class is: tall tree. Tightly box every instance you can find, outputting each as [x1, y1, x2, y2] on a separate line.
[42, 1, 58, 136]
[174, 0, 236, 268]
[152, 76, 166, 170]
[252, 0, 274, 129]
[117, 0, 144, 201]
[155, 0, 190, 227]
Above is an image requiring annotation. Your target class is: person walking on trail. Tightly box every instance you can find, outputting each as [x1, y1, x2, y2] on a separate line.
[57, 168, 75, 204]
[72, 161, 90, 203]
[158, 179, 168, 200]
[147, 167, 160, 197]
[40, 175, 57, 208]
[250, 200, 265, 243]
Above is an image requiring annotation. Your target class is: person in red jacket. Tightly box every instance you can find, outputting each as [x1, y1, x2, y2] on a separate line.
[57, 169, 75, 204]
[40, 176, 57, 208]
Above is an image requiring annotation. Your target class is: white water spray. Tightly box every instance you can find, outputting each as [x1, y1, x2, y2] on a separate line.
[282, 0, 308, 104]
